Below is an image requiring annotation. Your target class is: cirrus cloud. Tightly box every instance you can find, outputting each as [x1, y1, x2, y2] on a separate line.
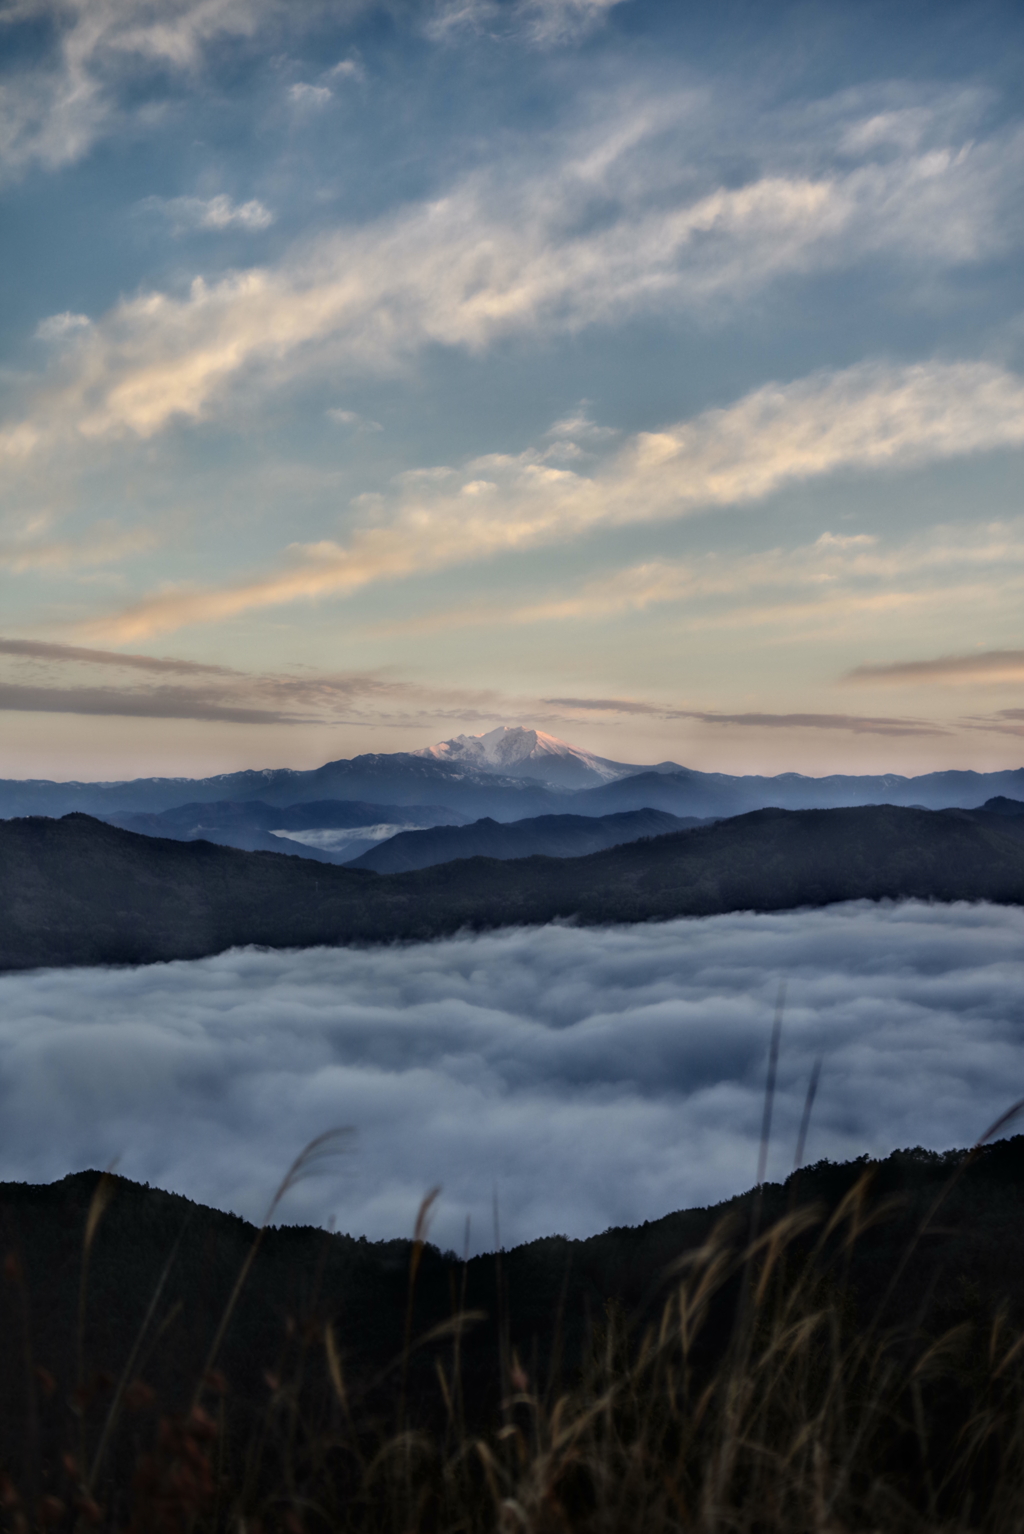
[4, 91, 1021, 454]
[0, 0, 287, 180]
[82, 358, 1024, 640]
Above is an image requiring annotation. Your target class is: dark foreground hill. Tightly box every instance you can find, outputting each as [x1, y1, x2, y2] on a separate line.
[2, 801, 1024, 970]
[6, 1136, 1024, 1523]
[347, 807, 705, 872]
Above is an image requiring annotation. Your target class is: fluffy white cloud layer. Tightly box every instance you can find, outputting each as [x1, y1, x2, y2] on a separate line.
[0, 902, 1021, 1252]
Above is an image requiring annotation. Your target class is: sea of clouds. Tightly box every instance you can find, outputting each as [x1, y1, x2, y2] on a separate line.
[1, 901, 1022, 1254]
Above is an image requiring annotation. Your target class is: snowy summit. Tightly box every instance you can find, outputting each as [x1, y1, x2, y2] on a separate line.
[413, 726, 636, 789]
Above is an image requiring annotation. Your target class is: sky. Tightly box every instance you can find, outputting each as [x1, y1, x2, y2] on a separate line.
[0, 902, 1022, 1249]
[2, 0, 1024, 781]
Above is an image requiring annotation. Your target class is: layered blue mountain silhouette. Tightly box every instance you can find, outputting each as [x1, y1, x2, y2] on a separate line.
[1, 725, 1022, 869]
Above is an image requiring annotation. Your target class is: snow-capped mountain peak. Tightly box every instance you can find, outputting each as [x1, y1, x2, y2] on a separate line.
[412, 726, 634, 788]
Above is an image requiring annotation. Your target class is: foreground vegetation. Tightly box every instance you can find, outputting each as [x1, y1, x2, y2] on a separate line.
[7, 1130, 1024, 1529]
[2, 801, 1024, 969]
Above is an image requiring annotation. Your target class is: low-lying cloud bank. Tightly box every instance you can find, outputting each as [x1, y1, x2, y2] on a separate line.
[0, 902, 1021, 1253]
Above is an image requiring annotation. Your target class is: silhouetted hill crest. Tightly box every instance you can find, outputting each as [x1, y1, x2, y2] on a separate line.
[2, 801, 1024, 971]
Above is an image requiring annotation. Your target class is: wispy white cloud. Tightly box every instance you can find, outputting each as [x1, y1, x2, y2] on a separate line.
[426, 0, 628, 45]
[326, 407, 382, 431]
[4, 93, 1020, 453]
[0, 520, 156, 573]
[327, 56, 364, 81]
[35, 311, 92, 341]
[544, 405, 617, 442]
[288, 82, 332, 108]
[839, 108, 937, 157]
[81, 359, 1024, 639]
[520, 0, 627, 44]
[438, 522, 1024, 632]
[0, 0, 284, 179]
[141, 193, 275, 232]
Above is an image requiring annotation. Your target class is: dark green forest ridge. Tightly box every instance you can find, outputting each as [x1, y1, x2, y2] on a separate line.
[5, 1136, 1024, 1524]
[2, 801, 1024, 970]
[6, 1135, 1024, 1410]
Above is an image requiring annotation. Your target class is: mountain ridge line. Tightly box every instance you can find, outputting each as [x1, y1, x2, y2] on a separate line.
[3, 800, 1024, 972]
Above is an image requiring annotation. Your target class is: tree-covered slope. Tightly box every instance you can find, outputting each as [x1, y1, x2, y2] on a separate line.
[2, 803, 1024, 971]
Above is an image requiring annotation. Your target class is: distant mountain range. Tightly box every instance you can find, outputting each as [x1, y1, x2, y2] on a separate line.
[3, 801, 1023, 972]
[1, 728, 1022, 841]
[82, 800, 708, 870]
[104, 799, 469, 864]
[347, 807, 705, 873]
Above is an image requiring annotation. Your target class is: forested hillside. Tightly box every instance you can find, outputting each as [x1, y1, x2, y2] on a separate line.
[2, 803, 1023, 971]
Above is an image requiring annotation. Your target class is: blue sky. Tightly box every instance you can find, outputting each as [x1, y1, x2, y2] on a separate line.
[2, 0, 1023, 780]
